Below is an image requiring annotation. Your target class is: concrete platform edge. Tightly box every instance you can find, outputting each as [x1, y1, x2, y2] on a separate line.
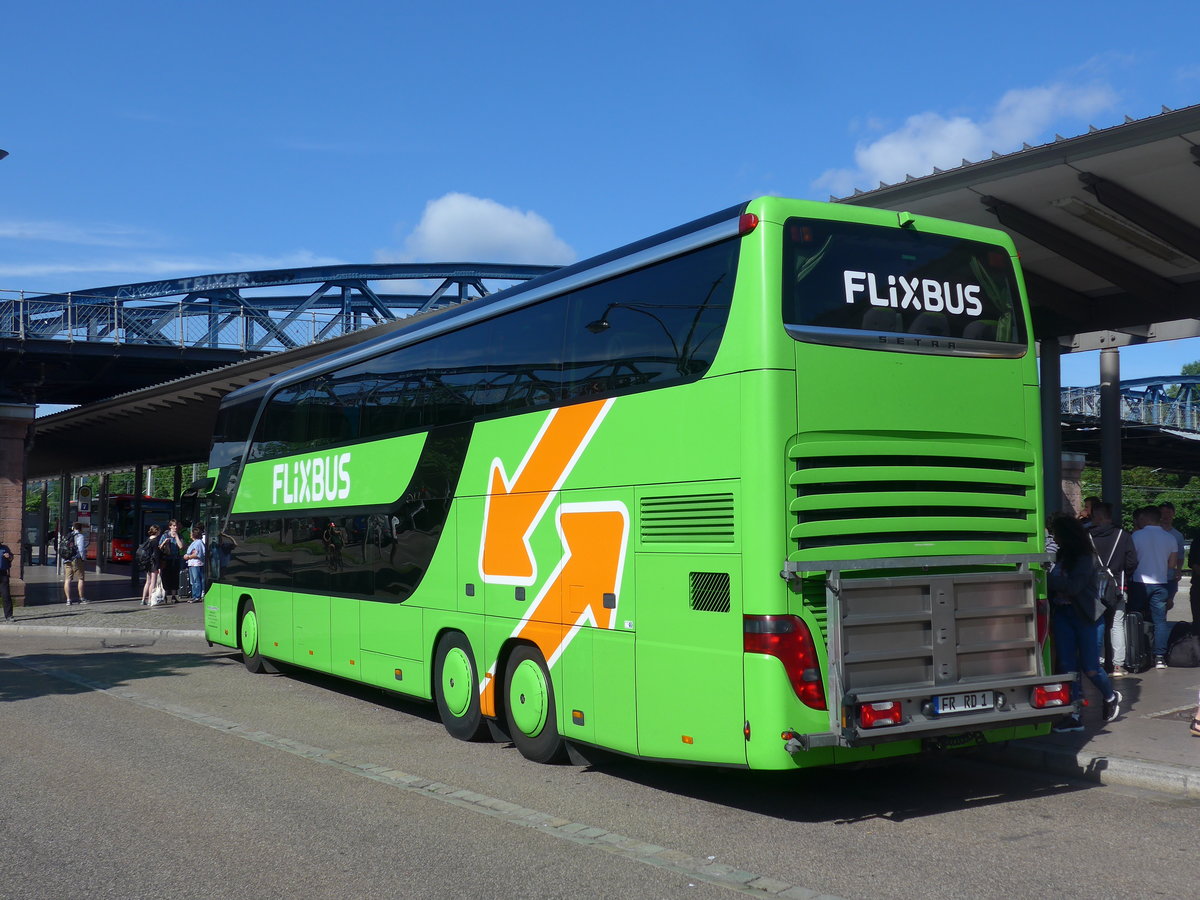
[3, 624, 206, 641]
[981, 741, 1200, 799]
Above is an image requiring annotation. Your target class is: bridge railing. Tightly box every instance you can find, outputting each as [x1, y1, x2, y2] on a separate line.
[1061, 386, 1200, 432]
[2, 292, 391, 352]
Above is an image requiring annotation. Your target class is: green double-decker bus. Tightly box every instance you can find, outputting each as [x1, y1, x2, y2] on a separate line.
[200, 197, 1074, 769]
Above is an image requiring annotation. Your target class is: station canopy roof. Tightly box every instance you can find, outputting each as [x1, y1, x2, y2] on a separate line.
[30, 102, 1200, 478]
[27, 317, 418, 479]
[844, 102, 1200, 351]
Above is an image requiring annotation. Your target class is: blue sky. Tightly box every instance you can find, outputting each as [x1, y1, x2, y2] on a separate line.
[5, 0, 1200, 398]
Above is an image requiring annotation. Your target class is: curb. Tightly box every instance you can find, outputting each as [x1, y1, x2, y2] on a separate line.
[2, 624, 206, 641]
[981, 740, 1200, 799]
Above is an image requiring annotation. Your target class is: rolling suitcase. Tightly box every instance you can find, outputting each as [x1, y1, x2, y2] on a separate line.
[1124, 610, 1153, 673]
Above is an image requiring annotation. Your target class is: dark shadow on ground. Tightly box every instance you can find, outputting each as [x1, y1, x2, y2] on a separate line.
[234, 657, 443, 727]
[0, 645, 223, 703]
[576, 751, 1092, 824]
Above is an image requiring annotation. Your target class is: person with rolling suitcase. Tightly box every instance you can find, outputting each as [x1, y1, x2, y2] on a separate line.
[1088, 502, 1137, 676]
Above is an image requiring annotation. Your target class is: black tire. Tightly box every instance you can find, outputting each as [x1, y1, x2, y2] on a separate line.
[239, 599, 266, 674]
[433, 632, 489, 742]
[502, 645, 566, 764]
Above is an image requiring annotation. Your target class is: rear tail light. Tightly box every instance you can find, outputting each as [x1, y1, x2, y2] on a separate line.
[744, 615, 827, 710]
[858, 700, 903, 729]
[1031, 683, 1071, 708]
[738, 212, 759, 236]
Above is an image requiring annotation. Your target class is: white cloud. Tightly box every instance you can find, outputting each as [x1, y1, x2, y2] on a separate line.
[815, 82, 1118, 197]
[383, 193, 576, 265]
[0, 219, 160, 248]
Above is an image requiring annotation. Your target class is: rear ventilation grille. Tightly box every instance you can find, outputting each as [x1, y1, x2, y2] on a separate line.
[640, 493, 735, 543]
[690, 572, 731, 613]
[788, 436, 1037, 560]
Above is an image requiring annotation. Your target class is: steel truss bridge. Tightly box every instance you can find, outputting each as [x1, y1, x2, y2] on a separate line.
[1061, 376, 1200, 432]
[1060, 375, 1200, 472]
[1, 262, 555, 404]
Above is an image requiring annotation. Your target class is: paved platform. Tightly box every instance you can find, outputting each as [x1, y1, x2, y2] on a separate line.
[3, 564, 1198, 797]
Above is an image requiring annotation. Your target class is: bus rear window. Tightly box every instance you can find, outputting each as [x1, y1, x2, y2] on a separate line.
[781, 218, 1026, 355]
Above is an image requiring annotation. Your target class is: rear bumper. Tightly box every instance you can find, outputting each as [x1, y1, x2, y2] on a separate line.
[783, 553, 1075, 751]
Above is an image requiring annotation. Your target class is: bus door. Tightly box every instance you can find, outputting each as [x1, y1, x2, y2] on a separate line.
[634, 552, 745, 764]
[287, 515, 333, 674]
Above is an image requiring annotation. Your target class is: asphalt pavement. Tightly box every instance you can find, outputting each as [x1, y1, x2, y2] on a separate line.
[4, 562, 1198, 799]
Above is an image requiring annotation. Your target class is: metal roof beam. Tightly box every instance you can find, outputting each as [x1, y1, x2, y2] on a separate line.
[1063, 317, 1200, 352]
[1079, 172, 1200, 261]
[980, 195, 1182, 308]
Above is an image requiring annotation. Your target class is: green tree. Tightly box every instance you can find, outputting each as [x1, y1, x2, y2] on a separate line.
[1082, 464, 1200, 535]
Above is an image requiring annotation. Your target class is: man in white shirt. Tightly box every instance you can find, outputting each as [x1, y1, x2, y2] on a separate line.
[1159, 501, 1186, 610]
[1131, 506, 1178, 668]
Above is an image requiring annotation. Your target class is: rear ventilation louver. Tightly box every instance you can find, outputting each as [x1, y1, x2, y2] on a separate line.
[788, 437, 1036, 561]
[640, 493, 735, 544]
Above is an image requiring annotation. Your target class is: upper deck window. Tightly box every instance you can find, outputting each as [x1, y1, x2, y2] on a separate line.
[781, 218, 1027, 357]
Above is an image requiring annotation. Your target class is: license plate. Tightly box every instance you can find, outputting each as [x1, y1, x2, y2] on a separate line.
[933, 690, 994, 715]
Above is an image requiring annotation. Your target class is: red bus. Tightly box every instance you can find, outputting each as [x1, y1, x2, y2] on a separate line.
[67, 495, 174, 562]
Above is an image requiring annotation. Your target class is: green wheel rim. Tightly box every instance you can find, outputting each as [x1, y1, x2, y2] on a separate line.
[240, 609, 259, 657]
[508, 657, 548, 737]
[441, 647, 474, 718]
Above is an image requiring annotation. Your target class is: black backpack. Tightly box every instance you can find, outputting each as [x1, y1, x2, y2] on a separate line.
[135, 538, 155, 572]
[1089, 535, 1123, 611]
[1166, 623, 1200, 668]
[58, 532, 78, 561]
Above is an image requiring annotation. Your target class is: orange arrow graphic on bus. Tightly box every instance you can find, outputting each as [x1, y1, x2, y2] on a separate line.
[479, 399, 612, 584]
[479, 502, 628, 717]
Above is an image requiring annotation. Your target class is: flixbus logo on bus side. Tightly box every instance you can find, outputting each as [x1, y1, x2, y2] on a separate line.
[843, 270, 983, 316]
[272, 453, 351, 505]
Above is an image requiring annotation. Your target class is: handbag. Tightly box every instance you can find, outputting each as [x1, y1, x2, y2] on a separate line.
[150, 582, 166, 606]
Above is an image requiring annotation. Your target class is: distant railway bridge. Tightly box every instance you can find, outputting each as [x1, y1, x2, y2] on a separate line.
[0, 262, 556, 404]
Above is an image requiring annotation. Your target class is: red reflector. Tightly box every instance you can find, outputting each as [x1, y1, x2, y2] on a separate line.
[1036, 596, 1049, 647]
[738, 212, 759, 236]
[1031, 683, 1071, 708]
[744, 615, 827, 710]
[858, 701, 903, 729]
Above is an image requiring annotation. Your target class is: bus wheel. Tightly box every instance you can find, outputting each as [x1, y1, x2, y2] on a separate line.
[503, 645, 566, 764]
[239, 600, 266, 674]
[433, 632, 488, 742]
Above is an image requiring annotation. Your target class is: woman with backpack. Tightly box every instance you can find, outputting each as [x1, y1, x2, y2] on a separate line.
[139, 524, 162, 606]
[1048, 513, 1122, 732]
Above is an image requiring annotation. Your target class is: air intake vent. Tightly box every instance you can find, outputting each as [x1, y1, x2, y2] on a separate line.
[640, 493, 734, 544]
[690, 572, 731, 613]
[788, 435, 1036, 562]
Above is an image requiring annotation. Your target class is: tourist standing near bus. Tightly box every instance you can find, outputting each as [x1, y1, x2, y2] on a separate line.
[1159, 502, 1186, 610]
[1130, 506, 1179, 669]
[1088, 502, 1137, 676]
[1048, 514, 1122, 732]
[63, 522, 88, 606]
[138, 524, 162, 606]
[184, 527, 206, 603]
[158, 520, 185, 603]
[0, 540, 14, 623]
